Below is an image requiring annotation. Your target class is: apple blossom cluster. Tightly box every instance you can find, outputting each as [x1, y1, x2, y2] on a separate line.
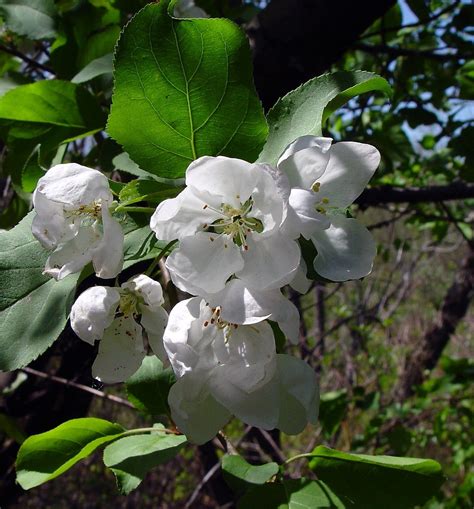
[31, 136, 380, 444]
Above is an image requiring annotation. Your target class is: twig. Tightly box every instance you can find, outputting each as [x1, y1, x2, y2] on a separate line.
[20, 367, 135, 409]
[184, 426, 252, 509]
[0, 44, 54, 74]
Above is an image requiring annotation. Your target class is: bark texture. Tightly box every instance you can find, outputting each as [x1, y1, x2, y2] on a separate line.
[247, 0, 397, 108]
[396, 247, 474, 401]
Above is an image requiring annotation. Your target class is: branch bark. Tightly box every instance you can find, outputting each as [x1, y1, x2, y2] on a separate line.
[396, 247, 474, 401]
[356, 182, 474, 206]
[247, 0, 397, 108]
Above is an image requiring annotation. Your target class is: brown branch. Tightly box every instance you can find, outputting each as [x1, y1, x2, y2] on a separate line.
[356, 182, 474, 206]
[21, 367, 135, 409]
[395, 247, 474, 401]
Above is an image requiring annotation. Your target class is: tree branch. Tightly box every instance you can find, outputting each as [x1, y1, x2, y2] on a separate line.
[0, 44, 54, 74]
[395, 247, 474, 401]
[247, 0, 397, 107]
[356, 182, 474, 206]
[352, 42, 469, 62]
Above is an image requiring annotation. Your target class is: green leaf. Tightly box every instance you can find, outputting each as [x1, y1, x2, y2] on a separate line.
[0, 213, 80, 371]
[113, 152, 163, 180]
[71, 53, 114, 84]
[103, 430, 186, 494]
[0, 0, 57, 39]
[258, 71, 391, 166]
[107, 0, 268, 179]
[123, 224, 168, 265]
[318, 390, 348, 437]
[118, 178, 181, 207]
[308, 446, 445, 508]
[0, 80, 105, 132]
[222, 455, 278, 493]
[237, 479, 345, 509]
[125, 356, 176, 416]
[16, 418, 125, 489]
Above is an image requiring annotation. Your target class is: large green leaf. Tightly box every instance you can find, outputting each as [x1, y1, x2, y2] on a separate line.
[258, 71, 391, 166]
[0, 0, 57, 39]
[309, 446, 445, 508]
[0, 80, 105, 133]
[103, 429, 187, 494]
[125, 356, 176, 417]
[222, 455, 278, 493]
[107, 0, 268, 179]
[0, 213, 80, 371]
[237, 479, 344, 509]
[16, 418, 125, 489]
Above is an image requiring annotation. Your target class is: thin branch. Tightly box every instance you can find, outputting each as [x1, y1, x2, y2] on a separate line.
[0, 44, 54, 74]
[360, 0, 461, 39]
[20, 367, 135, 409]
[352, 42, 468, 62]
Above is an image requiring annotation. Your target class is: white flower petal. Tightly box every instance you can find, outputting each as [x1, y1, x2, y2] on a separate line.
[208, 279, 300, 344]
[211, 320, 276, 393]
[289, 258, 311, 294]
[237, 232, 300, 291]
[70, 286, 120, 345]
[287, 188, 330, 239]
[251, 164, 288, 234]
[166, 233, 244, 294]
[123, 274, 164, 308]
[277, 136, 332, 189]
[31, 191, 74, 249]
[141, 306, 169, 362]
[168, 375, 231, 444]
[44, 225, 101, 280]
[163, 298, 214, 376]
[34, 163, 112, 208]
[274, 354, 319, 434]
[312, 214, 376, 281]
[92, 316, 146, 384]
[318, 142, 380, 208]
[186, 156, 258, 208]
[212, 367, 280, 430]
[150, 187, 221, 241]
[92, 206, 124, 279]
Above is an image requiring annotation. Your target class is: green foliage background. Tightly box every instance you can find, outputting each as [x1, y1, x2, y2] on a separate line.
[0, 0, 472, 507]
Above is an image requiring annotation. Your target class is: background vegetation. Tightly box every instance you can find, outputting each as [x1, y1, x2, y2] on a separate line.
[0, 0, 472, 507]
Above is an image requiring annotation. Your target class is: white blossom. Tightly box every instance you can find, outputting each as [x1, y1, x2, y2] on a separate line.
[278, 136, 380, 281]
[163, 297, 319, 444]
[150, 156, 301, 296]
[32, 163, 124, 280]
[70, 275, 168, 383]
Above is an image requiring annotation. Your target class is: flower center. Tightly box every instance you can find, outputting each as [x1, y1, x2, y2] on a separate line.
[66, 200, 103, 223]
[311, 182, 331, 214]
[202, 199, 263, 250]
[203, 306, 238, 343]
[118, 290, 142, 317]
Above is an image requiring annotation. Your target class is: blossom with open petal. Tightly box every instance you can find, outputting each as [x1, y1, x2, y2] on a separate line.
[70, 275, 168, 383]
[163, 297, 319, 444]
[278, 136, 380, 281]
[150, 156, 300, 296]
[32, 163, 123, 280]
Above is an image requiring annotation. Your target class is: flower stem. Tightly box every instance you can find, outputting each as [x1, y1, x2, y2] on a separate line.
[145, 240, 178, 276]
[282, 452, 315, 465]
[122, 426, 180, 436]
[115, 206, 156, 214]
